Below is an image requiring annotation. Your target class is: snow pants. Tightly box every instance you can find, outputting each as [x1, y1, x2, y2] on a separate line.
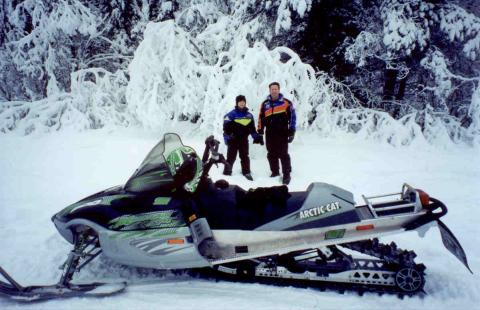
[266, 132, 291, 175]
[225, 138, 250, 174]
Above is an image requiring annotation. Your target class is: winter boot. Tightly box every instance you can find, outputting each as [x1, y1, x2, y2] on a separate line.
[270, 172, 280, 177]
[243, 173, 253, 181]
[282, 174, 291, 185]
[223, 168, 232, 176]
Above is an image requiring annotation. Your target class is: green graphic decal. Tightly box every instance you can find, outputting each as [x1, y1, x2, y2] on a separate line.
[153, 197, 171, 205]
[108, 210, 185, 231]
[111, 228, 180, 239]
[184, 156, 202, 193]
[325, 229, 346, 240]
[165, 146, 202, 193]
[166, 146, 196, 175]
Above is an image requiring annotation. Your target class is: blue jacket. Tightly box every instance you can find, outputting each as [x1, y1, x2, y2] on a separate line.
[223, 107, 258, 141]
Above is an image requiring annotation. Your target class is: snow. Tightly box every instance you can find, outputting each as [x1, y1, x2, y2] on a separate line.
[0, 128, 479, 309]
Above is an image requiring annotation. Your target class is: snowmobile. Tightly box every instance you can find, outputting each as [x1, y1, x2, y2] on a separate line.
[0, 133, 472, 301]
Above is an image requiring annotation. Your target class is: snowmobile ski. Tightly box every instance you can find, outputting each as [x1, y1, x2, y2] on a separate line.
[0, 231, 126, 302]
[0, 267, 126, 302]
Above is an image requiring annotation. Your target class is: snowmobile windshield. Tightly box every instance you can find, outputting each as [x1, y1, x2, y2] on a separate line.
[124, 133, 185, 193]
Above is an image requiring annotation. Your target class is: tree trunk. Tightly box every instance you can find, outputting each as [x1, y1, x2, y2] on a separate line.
[383, 68, 397, 100]
[396, 73, 408, 100]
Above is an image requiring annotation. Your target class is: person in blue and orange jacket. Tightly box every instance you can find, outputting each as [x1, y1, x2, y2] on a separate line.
[223, 95, 264, 181]
[257, 82, 296, 185]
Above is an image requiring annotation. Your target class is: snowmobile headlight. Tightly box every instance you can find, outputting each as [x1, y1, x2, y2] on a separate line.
[416, 189, 431, 209]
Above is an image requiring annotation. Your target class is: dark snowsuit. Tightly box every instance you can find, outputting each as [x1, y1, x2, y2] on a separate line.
[257, 94, 296, 176]
[223, 107, 259, 175]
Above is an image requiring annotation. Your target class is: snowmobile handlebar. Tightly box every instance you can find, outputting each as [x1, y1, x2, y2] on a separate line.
[202, 135, 220, 163]
[201, 135, 230, 178]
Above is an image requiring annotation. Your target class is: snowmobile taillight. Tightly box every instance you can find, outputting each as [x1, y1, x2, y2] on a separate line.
[167, 238, 185, 245]
[356, 224, 374, 231]
[416, 189, 431, 209]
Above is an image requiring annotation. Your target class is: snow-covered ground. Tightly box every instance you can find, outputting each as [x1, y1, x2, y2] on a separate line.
[0, 129, 479, 309]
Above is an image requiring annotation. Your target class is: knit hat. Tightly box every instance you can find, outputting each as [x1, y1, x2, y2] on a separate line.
[235, 95, 246, 106]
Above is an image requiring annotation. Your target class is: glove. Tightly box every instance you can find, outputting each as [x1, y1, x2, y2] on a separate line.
[253, 134, 264, 145]
[287, 129, 295, 143]
[223, 134, 233, 146]
[257, 128, 264, 135]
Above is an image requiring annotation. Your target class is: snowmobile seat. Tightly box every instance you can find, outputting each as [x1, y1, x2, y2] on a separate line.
[196, 183, 308, 230]
[214, 179, 229, 189]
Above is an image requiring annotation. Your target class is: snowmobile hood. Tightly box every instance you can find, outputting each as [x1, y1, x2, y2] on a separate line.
[52, 185, 128, 221]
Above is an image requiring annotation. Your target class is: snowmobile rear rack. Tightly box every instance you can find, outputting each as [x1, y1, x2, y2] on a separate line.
[361, 185, 471, 273]
[361, 184, 425, 218]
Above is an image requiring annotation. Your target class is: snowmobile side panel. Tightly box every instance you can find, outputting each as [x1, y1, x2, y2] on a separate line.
[256, 183, 358, 231]
[437, 219, 472, 274]
[52, 218, 210, 269]
[99, 225, 210, 269]
[206, 209, 428, 265]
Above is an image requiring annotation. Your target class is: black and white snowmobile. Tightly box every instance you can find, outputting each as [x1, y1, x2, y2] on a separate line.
[0, 133, 472, 301]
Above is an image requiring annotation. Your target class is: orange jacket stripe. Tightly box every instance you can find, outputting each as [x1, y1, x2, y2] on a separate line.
[257, 110, 263, 130]
[263, 100, 289, 117]
[272, 101, 289, 114]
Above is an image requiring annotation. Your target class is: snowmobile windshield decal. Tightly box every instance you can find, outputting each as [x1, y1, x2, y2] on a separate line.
[298, 202, 341, 220]
[165, 146, 203, 193]
[108, 210, 185, 231]
[166, 146, 196, 175]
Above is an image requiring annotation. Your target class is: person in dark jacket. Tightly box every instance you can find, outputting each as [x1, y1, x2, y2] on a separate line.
[257, 82, 296, 185]
[223, 95, 264, 181]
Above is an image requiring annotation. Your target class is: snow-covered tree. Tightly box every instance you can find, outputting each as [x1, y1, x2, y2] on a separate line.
[343, 0, 480, 142]
[0, 0, 479, 146]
